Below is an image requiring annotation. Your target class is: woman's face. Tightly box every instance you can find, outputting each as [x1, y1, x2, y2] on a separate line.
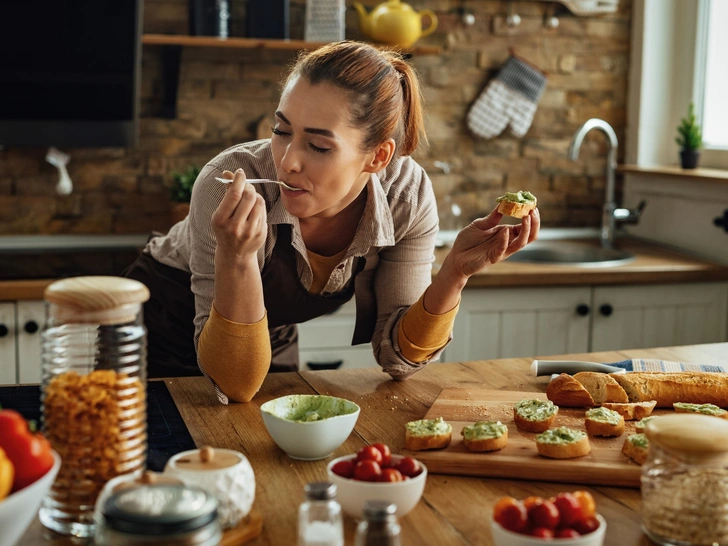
[270, 77, 377, 220]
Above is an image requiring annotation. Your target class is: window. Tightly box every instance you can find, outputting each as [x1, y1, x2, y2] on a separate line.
[696, 0, 728, 150]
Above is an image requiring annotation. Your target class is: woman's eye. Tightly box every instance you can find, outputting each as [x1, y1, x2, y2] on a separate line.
[271, 127, 289, 137]
[309, 143, 331, 154]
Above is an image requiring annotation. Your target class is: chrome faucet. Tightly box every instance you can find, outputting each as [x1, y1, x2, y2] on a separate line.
[568, 118, 645, 249]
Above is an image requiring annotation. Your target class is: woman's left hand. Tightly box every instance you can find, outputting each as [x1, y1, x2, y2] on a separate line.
[443, 206, 540, 279]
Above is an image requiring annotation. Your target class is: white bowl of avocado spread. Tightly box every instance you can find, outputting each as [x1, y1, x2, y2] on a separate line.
[260, 394, 360, 461]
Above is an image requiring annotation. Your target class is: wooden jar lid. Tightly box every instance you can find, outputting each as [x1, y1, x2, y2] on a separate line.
[44, 276, 150, 325]
[645, 414, 728, 453]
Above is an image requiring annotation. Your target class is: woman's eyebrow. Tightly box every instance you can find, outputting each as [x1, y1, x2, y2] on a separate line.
[275, 111, 337, 138]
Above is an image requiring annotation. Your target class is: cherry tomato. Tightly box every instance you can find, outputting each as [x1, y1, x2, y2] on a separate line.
[556, 528, 581, 538]
[353, 459, 382, 482]
[527, 499, 560, 530]
[530, 527, 554, 539]
[331, 460, 355, 479]
[522, 496, 543, 510]
[356, 445, 383, 465]
[395, 456, 422, 478]
[493, 497, 528, 533]
[573, 491, 596, 518]
[0, 409, 55, 492]
[573, 516, 600, 535]
[553, 492, 583, 528]
[372, 443, 392, 467]
[378, 468, 404, 482]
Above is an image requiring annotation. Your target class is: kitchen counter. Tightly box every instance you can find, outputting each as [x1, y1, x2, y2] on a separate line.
[19, 342, 728, 545]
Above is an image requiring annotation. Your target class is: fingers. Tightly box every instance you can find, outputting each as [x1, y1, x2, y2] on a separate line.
[231, 179, 259, 225]
[470, 205, 503, 231]
[215, 168, 248, 220]
[529, 208, 540, 243]
[507, 215, 531, 253]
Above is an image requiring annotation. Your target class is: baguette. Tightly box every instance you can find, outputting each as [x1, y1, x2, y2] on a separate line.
[601, 400, 656, 421]
[584, 407, 625, 437]
[673, 402, 728, 419]
[635, 415, 657, 433]
[611, 372, 728, 408]
[622, 433, 649, 465]
[405, 417, 453, 451]
[573, 372, 629, 404]
[461, 421, 509, 452]
[496, 191, 537, 219]
[535, 427, 591, 459]
[546, 374, 595, 408]
[513, 399, 558, 433]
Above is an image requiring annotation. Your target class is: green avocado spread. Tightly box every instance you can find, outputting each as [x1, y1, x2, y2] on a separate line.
[406, 417, 452, 437]
[461, 420, 508, 441]
[515, 399, 557, 421]
[627, 433, 649, 449]
[586, 407, 622, 425]
[536, 427, 586, 445]
[277, 395, 358, 422]
[674, 402, 726, 416]
[636, 416, 656, 430]
[496, 191, 537, 205]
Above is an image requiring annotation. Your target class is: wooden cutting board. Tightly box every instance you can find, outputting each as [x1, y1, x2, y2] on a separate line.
[406, 388, 661, 488]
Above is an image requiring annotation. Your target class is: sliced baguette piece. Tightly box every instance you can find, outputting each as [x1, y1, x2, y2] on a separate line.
[513, 399, 558, 433]
[673, 402, 728, 419]
[535, 427, 591, 459]
[622, 433, 649, 465]
[584, 407, 625, 437]
[573, 371, 629, 404]
[601, 400, 657, 421]
[546, 374, 595, 408]
[461, 420, 509, 452]
[405, 417, 453, 451]
[635, 415, 657, 433]
[611, 372, 728, 408]
[497, 199, 535, 218]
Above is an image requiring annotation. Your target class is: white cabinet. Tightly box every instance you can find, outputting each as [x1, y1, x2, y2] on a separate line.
[446, 282, 728, 362]
[0, 300, 44, 385]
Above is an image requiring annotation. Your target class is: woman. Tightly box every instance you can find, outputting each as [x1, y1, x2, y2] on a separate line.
[125, 41, 540, 404]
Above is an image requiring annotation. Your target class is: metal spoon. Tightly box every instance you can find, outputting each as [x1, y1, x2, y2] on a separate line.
[214, 176, 302, 192]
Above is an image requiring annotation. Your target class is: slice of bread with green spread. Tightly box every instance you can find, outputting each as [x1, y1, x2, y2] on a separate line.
[635, 415, 657, 433]
[405, 417, 453, 451]
[585, 407, 625, 437]
[673, 402, 728, 419]
[535, 427, 591, 459]
[461, 420, 509, 452]
[496, 191, 537, 218]
[513, 399, 558, 433]
[622, 433, 649, 465]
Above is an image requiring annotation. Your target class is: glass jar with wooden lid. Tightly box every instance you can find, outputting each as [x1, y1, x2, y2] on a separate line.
[38, 276, 150, 538]
[641, 413, 728, 545]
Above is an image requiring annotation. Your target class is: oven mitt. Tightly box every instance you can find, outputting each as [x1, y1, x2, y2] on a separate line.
[467, 55, 547, 140]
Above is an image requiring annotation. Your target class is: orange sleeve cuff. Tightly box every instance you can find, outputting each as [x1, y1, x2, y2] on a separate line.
[198, 305, 272, 402]
[398, 292, 459, 363]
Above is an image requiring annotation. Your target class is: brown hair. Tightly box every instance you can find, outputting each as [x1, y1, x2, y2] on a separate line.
[286, 41, 426, 157]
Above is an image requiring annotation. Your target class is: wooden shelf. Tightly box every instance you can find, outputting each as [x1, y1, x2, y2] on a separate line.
[142, 34, 442, 55]
[618, 164, 728, 184]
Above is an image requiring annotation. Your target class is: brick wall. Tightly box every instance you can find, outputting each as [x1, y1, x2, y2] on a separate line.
[0, 0, 631, 234]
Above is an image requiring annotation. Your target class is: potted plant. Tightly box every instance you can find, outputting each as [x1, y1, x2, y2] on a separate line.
[169, 166, 200, 224]
[675, 102, 703, 169]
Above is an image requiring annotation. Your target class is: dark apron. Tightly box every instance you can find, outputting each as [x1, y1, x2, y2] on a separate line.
[123, 224, 363, 378]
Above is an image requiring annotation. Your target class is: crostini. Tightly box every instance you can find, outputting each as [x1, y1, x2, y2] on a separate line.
[496, 191, 537, 218]
[622, 433, 649, 465]
[461, 420, 509, 452]
[673, 402, 728, 419]
[584, 407, 625, 437]
[513, 399, 558, 433]
[635, 415, 657, 433]
[535, 427, 591, 459]
[405, 417, 453, 451]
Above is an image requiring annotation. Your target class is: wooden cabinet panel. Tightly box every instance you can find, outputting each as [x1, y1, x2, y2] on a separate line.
[17, 300, 44, 384]
[0, 302, 16, 385]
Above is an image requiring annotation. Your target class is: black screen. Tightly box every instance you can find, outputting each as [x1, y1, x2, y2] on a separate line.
[0, 0, 142, 147]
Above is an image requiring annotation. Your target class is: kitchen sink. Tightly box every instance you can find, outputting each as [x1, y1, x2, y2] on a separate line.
[506, 240, 635, 267]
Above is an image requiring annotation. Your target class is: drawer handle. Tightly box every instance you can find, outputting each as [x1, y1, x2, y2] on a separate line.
[575, 304, 590, 316]
[306, 360, 343, 371]
[599, 304, 613, 317]
[24, 320, 40, 334]
[714, 209, 728, 233]
[0, 324, 8, 338]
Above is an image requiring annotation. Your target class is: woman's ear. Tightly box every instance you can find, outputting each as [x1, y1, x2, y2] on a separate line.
[363, 138, 396, 173]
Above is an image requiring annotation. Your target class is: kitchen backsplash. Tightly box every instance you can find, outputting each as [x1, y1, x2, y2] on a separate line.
[0, 0, 631, 235]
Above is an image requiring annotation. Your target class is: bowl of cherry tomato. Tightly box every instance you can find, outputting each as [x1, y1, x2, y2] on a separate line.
[327, 443, 427, 519]
[491, 491, 606, 546]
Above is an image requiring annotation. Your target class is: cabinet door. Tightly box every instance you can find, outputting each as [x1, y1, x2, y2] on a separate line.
[0, 302, 16, 385]
[448, 287, 592, 362]
[591, 282, 728, 352]
[299, 347, 376, 371]
[17, 300, 45, 384]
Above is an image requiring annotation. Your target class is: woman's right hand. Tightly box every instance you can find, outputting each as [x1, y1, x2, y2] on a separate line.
[211, 168, 267, 266]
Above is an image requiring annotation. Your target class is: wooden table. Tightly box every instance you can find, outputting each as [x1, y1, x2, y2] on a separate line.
[21, 342, 728, 545]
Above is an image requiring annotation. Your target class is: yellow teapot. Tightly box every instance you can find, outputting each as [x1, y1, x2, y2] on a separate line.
[352, 0, 438, 49]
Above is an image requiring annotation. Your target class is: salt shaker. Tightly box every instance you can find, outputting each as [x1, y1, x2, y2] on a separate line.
[355, 500, 401, 546]
[39, 276, 150, 538]
[641, 413, 728, 546]
[298, 482, 344, 546]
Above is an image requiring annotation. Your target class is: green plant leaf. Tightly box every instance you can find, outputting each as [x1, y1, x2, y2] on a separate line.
[169, 166, 201, 203]
[676, 101, 703, 151]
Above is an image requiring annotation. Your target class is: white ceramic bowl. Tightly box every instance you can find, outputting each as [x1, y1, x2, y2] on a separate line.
[491, 514, 607, 546]
[260, 394, 360, 461]
[0, 450, 61, 546]
[326, 454, 427, 519]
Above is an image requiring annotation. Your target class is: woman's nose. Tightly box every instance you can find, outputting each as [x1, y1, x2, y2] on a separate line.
[280, 144, 302, 173]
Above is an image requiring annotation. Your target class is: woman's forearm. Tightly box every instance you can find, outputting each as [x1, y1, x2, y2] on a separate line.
[423, 257, 468, 315]
[212, 254, 265, 323]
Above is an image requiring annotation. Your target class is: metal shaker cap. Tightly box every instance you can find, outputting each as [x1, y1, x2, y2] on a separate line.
[363, 500, 397, 521]
[304, 481, 337, 501]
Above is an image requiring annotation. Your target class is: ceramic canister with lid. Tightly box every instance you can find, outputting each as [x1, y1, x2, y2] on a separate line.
[39, 276, 150, 538]
[641, 413, 728, 545]
[164, 446, 256, 529]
